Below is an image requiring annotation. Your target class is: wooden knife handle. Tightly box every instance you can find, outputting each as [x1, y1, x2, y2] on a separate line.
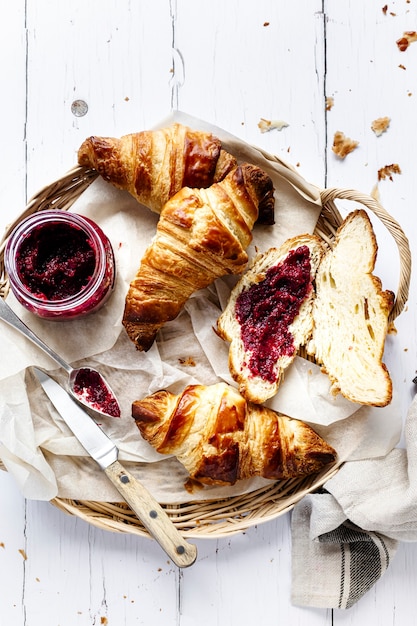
[104, 460, 197, 568]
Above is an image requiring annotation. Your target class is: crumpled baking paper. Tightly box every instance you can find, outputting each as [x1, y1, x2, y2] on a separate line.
[0, 112, 402, 503]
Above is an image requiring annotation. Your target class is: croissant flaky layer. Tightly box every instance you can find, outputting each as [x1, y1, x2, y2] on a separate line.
[132, 382, 336, 485]
[77, 123, 239, 214]
[122, 163, 275, 351]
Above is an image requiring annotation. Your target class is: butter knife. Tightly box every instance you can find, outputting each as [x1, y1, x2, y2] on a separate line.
[33, 367, 197, 568]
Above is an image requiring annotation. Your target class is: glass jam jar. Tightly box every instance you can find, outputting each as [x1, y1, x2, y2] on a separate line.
[4, 210, 116, 320]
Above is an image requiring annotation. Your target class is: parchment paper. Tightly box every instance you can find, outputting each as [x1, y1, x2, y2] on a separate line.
[0, 112, 402, 504]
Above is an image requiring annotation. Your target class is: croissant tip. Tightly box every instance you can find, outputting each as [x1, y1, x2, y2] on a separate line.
[237, 163, 275, 225]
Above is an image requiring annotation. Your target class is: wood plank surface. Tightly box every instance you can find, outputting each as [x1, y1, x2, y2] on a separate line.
[1, 1, 417, 624]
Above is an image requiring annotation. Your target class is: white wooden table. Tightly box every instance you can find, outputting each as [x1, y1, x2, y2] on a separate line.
[1, 1, 417, 624]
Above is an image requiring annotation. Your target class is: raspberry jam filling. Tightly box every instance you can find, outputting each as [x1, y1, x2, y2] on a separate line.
[234, 246, 312, 383]
[16, 223, 96, 301]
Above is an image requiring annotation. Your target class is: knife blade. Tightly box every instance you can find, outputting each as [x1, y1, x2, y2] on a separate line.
[33, 367, 197, 568]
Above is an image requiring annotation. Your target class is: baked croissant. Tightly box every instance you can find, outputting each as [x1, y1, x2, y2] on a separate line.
[77, 123, 238, 213]
[132, 382, 337, 485]
[122, 162, 275, 351]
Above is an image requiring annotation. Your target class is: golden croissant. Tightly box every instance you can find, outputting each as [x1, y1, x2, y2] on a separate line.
[77, 123, 239, 213]
[132, 382, 337, 485]
[122, 162, 275, 351]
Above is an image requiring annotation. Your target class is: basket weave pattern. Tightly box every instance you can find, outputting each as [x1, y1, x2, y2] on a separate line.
[0, 165, 411, 538]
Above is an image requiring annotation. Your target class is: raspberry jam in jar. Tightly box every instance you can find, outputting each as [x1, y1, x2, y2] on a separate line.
[5, 210, 116, 320]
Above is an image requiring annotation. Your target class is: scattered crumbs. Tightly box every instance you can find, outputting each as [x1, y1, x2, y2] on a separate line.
[378, 163, 402, 180]
[184, 477, 205, 494]
[399, 63, 407, 69]
[326, 96, 334, 111]
[123, 595, 127, 599]
[258, 117, 289, 133]
[287, 146, 291, 152]
[408, 91, 413, 96]
[263, 21, 270, 27]
[124, 96, 130, 102]
[371, 116, 391, 136]
[404, 347, 409, 352]
[332, 131, 359, 159]
[158, 567, 162, 572]
[178, 356, 196, 367]
[296, 162, 300, 167]
[18, 549, 27, 560]
[396, 31, 417, 51]
[35, 577, 40, 582]
[388, 322, 397, 335]
[0, 542, 4, 549]
[382, 4, 388, 14]
[100, 618, 108, 625]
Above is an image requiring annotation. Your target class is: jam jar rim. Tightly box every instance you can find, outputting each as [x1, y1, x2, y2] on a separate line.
[4, 210, 111, 312]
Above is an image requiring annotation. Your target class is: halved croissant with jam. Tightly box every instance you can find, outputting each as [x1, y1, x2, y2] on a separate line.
[78, 123, 239, 212]
[216, 234, 325, 404]
[132, 382, 337, 486]
[122, 162, 275, 351]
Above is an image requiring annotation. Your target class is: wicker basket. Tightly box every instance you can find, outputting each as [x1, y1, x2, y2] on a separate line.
[0, 164, 411, 538]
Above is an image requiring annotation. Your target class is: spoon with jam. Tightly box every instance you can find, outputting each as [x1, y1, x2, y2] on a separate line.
[0, 297, 120, 417]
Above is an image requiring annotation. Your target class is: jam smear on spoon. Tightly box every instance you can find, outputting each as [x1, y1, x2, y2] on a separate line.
[73, 368, 121, 417]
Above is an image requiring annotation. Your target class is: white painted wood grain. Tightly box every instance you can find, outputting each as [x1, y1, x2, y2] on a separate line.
[174, 0, 327, 186]
[0, 0, 417, 624]
[0, 472, 26, 626]
[22, 498, 180, 625]
[0, 0, 27, 224]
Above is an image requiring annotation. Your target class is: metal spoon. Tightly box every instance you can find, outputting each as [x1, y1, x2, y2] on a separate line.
[0, 297, 121, 417]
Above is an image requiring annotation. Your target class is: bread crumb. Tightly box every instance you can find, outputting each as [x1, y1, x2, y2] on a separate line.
[179, 356, 196, 367]
[258, 118, 289, 133]
[263, 21, 270, 27]
[382, 4, 388, 14]
[0, 542, 4, 549]
[378, 163, 401, 181]
[396, 31, 417, 51]
[399, 64, 406, 69]
[326, 96, 334, 111]
[18, 549, 27, 560]
[371, 116, 390, 136]
[332, 131, 359, 159]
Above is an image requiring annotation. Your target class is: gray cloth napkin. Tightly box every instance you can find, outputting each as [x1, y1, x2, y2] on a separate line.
[291, 392, 417, 609]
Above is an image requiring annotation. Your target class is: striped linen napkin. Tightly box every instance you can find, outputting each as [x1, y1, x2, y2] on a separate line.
[291, 393, 417, 609]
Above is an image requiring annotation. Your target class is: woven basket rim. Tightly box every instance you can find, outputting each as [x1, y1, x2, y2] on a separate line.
[0, 165, 412, 539]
